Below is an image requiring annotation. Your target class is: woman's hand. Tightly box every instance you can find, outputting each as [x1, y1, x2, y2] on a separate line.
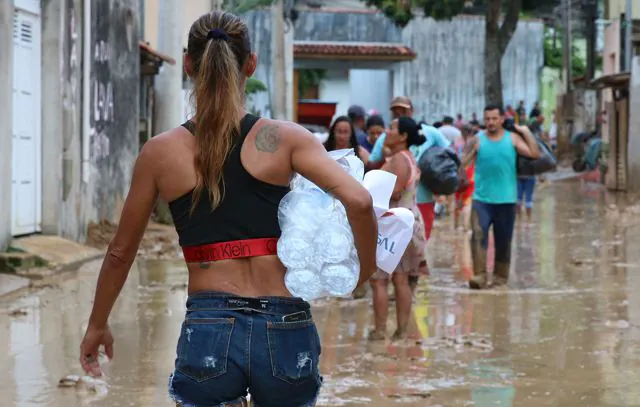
[80, 325, 114, 377]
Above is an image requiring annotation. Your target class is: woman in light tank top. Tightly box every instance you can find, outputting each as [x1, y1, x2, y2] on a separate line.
[369, 117, 427, 341]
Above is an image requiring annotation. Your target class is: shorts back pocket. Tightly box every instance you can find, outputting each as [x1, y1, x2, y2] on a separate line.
[176, 318, 234, 382]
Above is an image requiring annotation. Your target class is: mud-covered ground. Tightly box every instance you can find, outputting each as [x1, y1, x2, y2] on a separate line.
[2, 180, 640, 406]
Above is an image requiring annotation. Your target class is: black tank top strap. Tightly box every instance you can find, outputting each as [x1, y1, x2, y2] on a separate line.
[180, 114, 259, 139]
[239, 113, 260, 140]
[181, 120, 196, 134]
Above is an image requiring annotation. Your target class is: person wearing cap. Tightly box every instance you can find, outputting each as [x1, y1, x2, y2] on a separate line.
[347, 105, 368, 151]
[367, 96, 414, 169]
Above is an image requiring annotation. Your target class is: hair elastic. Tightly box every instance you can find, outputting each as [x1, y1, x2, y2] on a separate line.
[207, 28, 230, 41]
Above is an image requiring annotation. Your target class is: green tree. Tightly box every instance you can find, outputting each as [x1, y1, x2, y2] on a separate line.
[543, 29, 587, 79]
[362, 0, 560, 106]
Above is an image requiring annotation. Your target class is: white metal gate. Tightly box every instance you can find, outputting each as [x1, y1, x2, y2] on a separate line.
[11, 3, 42, 236]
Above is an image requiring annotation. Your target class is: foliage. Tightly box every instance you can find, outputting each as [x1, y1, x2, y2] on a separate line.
[224, 0, 277, 14]
[298, 69, 327, 98]
[245, 77, 268, 95]
[361, 0, 560, 27]
[543, 29, 586, 78]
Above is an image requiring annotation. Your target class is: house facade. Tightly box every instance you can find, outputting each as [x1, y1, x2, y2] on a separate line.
[0, 0, 143, 251]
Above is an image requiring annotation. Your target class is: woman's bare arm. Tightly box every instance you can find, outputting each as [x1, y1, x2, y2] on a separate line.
[382, 154, 410, 201]
[289, 126, 377, 286]
[86, 141, 160, 329]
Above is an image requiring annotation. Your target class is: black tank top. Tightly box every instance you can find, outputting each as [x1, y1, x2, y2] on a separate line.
[169, 114, 290, 247]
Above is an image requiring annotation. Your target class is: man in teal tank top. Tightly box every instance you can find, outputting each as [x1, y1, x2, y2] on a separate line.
[461, 104, 541, 289]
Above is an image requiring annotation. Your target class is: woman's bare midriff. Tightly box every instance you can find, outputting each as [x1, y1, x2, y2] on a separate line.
[185, 255, 291, 297]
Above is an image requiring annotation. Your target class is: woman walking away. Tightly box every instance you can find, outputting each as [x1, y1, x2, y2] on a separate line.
[324, 115, 368, 162]
[79, 11, 377, 407]
[369, 117, 427, 341]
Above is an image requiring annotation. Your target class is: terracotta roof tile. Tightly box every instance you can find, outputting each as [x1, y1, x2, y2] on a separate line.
[293, 41, 416, 60]
[139, 41, 176, 65]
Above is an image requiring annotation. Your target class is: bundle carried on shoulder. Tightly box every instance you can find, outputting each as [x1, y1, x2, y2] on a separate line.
[515, 135, 557, 176]
[418, 146, 461, 195]
[277, 149, 414, 301]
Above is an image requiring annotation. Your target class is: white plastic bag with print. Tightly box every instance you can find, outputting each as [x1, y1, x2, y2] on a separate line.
[375, 208, 415, 274]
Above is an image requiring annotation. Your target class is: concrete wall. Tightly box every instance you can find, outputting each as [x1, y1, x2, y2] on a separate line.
[349, 70, 392, 123]
[0, 1, 13, 250]
[628, 56, 640, 193]
[319, 70, 351, 122]
[400, 16, 544, 123]
[87, 0, 140, 226]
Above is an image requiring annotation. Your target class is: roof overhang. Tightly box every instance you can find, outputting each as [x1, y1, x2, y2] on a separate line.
[293, 41, 417, 62]
[589, 72, 630, 90]
[140, 41, 176, 76]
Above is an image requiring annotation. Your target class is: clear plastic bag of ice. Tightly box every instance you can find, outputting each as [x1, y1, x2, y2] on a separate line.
[278, 149, 364, 301]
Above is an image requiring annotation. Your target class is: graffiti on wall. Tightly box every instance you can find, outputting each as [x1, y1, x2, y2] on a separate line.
[90, 37, 114, 160]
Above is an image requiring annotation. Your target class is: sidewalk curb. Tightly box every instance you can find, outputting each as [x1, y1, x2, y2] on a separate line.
[0, 235, 105, 300]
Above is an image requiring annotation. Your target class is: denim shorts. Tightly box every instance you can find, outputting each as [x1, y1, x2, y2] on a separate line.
[169, 291, 323, 407]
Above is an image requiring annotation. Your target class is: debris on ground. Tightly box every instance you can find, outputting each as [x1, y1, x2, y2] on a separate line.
[420, 335, 493, 351]
[58, 374, 109, 398]
[86, 220, 180, 260]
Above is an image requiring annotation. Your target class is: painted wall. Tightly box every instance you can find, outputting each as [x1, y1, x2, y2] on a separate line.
[606, 0, 640, 19]
[349, 70, 392, 124]
[318, 69, 351, 123]
[58, 0, 85, 240]
[87, 0, 140, 227]
[627, 56, 640, 193]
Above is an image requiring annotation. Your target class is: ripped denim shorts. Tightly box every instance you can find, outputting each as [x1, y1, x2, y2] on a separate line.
[169, 291, 323, 407]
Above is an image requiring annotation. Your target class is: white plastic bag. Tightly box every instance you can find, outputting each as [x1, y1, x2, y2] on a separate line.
[376, 207, 415, 274]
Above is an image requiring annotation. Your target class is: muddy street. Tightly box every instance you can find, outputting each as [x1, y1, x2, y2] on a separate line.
[2, 180, 640, 407]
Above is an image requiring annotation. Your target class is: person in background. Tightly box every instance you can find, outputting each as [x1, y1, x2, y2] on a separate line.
[454, 125, 475, 230]
[369, 117, 427, 341]
[348, 105, 368, 149]
[410, 121, 451, 291]
[361, 114, 385, 155]
[461, 104, 540, 290]
[439, 116, 462, 143]
[470, 120, 481, 135]
[454, 113, 465, 129]
[515, 100, 527, 124]
[324, 115, 368, 162]
[505, 105, 516, 121]
[367, 96, 414, 169]
[529, 101, 541, 119]
[517, 175, 536, 221]
[471, 112, 479, 123]
[527, 114, 544, 138]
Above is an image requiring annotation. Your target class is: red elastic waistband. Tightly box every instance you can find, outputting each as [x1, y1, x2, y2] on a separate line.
[182, 238, 278, 263]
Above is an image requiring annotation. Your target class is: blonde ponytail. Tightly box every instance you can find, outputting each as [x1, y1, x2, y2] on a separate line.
[187, 11, 251, 213]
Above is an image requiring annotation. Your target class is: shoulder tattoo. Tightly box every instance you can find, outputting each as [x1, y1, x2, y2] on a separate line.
[255, 124, 281, 153]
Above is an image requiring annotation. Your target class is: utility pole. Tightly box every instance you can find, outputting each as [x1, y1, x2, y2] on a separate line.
[154, 0, 184, 224]
[562, 0, 572, 92]
[585, 0, 597, 80]
[155, 0, 184, 131]
[271, 0, 286, 119]
[624, 0, 632, 71]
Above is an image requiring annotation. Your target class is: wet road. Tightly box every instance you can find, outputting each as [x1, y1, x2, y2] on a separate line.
[2, 180, 640, 406]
